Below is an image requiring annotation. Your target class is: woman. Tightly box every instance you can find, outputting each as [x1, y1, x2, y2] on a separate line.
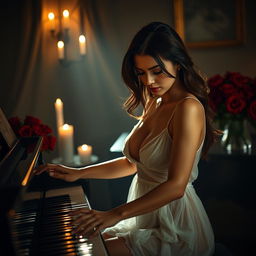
[35, 22, 218, 256]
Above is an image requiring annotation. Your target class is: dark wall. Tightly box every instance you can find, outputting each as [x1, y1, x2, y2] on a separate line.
[1, 0, 255, 164]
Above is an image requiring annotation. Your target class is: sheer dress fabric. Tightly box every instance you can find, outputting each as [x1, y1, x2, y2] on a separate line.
[103, 97, 215, 256]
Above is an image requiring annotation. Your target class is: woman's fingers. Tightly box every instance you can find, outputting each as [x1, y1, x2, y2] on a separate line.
[33, 164, 77, 181]
[73, 219, 102, 236]
[33, 165, 47, 175]
[48, 170, 67, 180]
[70, 208, 91, 216]
[72, 212, 93, 225]
[34, 164, 56, 175]
[71, 209, 103, 236]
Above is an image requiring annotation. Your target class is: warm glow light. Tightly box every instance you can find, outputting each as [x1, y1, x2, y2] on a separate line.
[77, 144, 92, 164]
[48, 12, 55, 20]
[63, 124, 70, 130]
[57, 41, 64, 48]
[81, 144, 88, 151]
[79, 35, 86, 43]
[63, 9, 69, 18]
[57, 41, 65, 59]
[56, 98, 62, 105]
[79, 35, 86, 55]
[55, 98, 64, 128]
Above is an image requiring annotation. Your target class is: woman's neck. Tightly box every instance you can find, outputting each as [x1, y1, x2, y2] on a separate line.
[161, 83, 186, 104]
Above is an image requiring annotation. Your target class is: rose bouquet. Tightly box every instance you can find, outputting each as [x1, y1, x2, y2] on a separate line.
[8, 115, 56, 152]
[207, 72, 256, 153]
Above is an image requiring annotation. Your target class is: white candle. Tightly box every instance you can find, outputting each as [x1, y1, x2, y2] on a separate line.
[59, 124, 74, 163]
[77, 144, 92, 164]
[79, 35, 86, 55]
[48, 12, 55, 31]
[54, 98, 64, 129]
[57, 41, 64, 59]
[62, 9, 70, 30]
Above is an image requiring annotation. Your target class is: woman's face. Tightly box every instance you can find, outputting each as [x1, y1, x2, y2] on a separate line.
[134, 55, 179, 97]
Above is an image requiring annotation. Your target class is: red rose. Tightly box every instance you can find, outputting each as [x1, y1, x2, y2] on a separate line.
[221, 83, 237, 96]
[225, 94, 246, 114]
[32, 124, 52, 136]
[208, 74, 224, 88]
[41, 136, 49, 151]
[39, 124, 52, 135]
[226, 72, 250, 87]
[31, 125, 43, 136]
[241, 84, 255, 100]
[248, 100, 256, 120]
[40, 135, 56, 151]
[24, 116, 41, 126]
[18, 125, 33, 137]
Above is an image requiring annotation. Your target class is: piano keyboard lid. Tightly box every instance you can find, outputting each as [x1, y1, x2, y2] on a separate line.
[0, 136, 43, 213]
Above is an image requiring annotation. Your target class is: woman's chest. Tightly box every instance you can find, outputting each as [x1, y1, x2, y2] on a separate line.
[128, 106, 175, 162]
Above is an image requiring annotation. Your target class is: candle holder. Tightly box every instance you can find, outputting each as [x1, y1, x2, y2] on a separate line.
[46, 0, 87, 67]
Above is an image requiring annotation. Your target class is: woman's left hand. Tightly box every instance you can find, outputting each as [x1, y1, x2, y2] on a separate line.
[70, 208, 121, 238]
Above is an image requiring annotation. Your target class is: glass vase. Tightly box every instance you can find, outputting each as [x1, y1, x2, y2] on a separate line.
[221, 120, 252, 154]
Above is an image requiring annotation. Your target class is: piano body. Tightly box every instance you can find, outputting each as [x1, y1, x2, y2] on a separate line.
[0, 136, 109, 256]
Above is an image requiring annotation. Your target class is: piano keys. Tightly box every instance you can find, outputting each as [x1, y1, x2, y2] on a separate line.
[12, 186, 109, 256]
[0, 136, 109, 256]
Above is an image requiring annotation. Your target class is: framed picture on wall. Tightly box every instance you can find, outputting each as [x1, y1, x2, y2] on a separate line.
[173, 0, 245, 48]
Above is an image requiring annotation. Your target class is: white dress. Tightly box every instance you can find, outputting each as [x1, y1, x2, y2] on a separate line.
[103, 97, 215, 256]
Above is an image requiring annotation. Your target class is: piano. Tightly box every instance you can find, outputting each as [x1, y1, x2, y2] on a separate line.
[0, 136, 109, 256]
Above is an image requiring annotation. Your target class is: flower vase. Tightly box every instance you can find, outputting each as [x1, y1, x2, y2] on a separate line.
[221, 120, 252, 154]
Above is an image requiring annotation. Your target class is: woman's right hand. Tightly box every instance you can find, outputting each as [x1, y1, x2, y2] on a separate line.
[34, 164, 82, 182]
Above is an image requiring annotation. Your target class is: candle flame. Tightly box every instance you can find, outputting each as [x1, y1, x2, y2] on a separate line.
[79, 35, 86, 43]
[56, 98, 63, 105]
[57, 41, 64, 48]
[63, 9, 69, 18]
[48, 12, 55, 20]
[63, 124, 69, 130]
[81, 144, 88, 150]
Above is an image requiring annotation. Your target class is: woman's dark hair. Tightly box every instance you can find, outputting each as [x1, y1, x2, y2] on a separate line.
[121, 21, 220, 158]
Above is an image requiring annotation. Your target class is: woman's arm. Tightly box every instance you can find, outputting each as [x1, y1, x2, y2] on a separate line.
[34, 156, 136, 181]
[79, 157, 136, 179]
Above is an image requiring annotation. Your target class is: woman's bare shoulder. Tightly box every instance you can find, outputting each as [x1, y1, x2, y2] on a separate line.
[172, 97, 205, 131]
[176, 96, 204, 115]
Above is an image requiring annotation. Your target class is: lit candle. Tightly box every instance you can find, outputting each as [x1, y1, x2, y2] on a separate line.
[48, 12, 55, 31]
[77, 144, 92, 164]
[59, 124, 74, 164]
[57, 41, 64, 59]
[54, 98, 64, 129]
[62, 9, 70, 30]
[79, 35, 86, 55]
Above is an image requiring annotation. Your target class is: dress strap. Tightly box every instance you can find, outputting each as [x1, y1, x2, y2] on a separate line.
[167, 96, 203, 128]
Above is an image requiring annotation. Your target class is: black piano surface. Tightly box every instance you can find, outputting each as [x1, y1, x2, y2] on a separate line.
[0, 136, 109, 256]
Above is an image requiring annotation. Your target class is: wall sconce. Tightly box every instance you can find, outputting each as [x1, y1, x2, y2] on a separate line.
[47, 2, 86, 66]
